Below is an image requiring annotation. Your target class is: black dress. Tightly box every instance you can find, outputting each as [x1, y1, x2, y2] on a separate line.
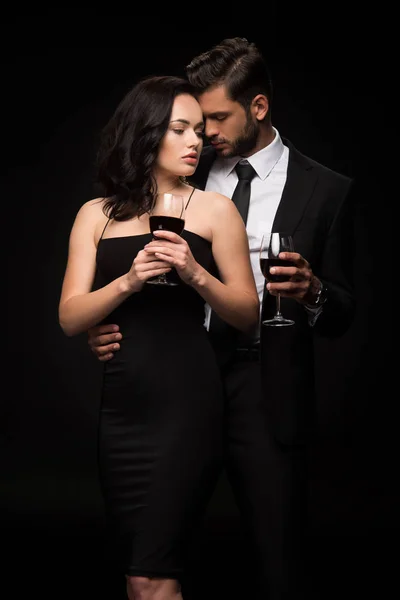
[94, 214, 224, 578]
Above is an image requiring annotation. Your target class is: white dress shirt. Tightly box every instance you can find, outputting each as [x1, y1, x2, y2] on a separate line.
[203, 127, 320, 339]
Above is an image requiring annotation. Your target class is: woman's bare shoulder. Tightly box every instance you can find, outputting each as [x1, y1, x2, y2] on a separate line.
[70, 197, 109, 241]
[72, 197, 107, 224]
[193, 189, 233, 210]
[76, 196, 106, 216]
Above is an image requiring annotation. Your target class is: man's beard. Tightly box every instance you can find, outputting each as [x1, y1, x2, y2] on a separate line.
[223, 117, 259, 158]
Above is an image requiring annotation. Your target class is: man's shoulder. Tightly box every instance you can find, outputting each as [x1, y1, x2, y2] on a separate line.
[284, 137, 352, 186]
[302, 152, 352, 185]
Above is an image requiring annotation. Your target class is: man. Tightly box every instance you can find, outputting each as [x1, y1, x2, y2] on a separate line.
[87, 38, 355, 599]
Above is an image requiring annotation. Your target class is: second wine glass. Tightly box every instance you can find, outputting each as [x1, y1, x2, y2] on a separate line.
[260, 231, 295, 326]
[147, 193, 185, 286]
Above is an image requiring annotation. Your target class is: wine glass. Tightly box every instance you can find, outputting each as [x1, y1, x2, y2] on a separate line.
[147, 193, 185, 286]
[260, 231, 295, 326]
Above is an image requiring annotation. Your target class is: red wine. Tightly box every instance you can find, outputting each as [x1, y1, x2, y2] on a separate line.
[260, 258, 294, 283]
[149, 215, 185, 235]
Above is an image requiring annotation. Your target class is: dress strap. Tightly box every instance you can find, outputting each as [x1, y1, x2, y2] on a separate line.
[99, 217, 111, 242]
[185, 187, 196, 210]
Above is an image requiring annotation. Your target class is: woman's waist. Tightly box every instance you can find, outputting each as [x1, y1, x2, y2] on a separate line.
[102, 305, 207, 331]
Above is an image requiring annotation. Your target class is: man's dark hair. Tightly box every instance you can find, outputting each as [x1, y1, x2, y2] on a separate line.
[185, 37, 273, 115]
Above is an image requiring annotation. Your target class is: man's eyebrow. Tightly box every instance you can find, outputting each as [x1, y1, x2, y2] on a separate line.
[204, 111, 230, 118]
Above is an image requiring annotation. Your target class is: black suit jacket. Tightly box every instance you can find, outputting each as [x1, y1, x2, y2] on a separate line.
[188, 140, 356, 444]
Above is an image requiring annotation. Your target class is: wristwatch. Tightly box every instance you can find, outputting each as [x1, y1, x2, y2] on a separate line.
[307, 279, 327, 308]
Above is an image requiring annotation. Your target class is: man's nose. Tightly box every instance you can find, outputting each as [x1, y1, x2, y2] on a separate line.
[205, 121, 219, 139]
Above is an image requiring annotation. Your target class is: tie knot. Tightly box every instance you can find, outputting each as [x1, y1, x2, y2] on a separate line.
[235, 161, 256, 181]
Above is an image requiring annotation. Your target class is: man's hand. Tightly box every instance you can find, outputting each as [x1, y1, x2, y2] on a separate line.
[266, 251, 321, 305]
[88, 324, 122, 362]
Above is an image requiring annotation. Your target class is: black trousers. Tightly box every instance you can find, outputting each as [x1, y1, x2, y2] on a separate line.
[222, 353, 309, 599]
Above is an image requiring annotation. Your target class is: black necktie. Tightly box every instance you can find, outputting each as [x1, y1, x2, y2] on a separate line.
[231, 161, 257, 223]
[208, 161, 257, 365]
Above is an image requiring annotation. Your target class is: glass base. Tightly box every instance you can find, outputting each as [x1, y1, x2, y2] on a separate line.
[146, 278, 178, 286]
[262, 316, 294, 327]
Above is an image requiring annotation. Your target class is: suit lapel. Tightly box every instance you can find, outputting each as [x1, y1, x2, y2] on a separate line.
[272, 139, 319, 235]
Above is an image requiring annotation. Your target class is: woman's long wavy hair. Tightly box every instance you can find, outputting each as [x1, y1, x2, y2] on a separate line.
[96, 75, 195, 221]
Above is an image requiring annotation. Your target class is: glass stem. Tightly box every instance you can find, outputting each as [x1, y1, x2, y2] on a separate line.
[275, 294, 282, 318]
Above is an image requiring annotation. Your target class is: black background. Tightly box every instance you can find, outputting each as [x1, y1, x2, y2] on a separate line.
[2, 16, 397, 600]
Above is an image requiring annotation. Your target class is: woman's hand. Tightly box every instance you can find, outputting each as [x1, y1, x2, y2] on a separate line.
[143, 230, 202, 285]
[125, 246, 172, 292]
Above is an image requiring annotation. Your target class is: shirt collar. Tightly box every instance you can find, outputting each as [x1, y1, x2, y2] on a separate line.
[216, 127, 285, 180]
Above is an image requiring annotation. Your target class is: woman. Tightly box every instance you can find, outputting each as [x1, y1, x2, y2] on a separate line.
[58, 75, 259, 600]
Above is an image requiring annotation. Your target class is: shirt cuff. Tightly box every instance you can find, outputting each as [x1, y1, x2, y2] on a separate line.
[304, 304, 324, 326]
